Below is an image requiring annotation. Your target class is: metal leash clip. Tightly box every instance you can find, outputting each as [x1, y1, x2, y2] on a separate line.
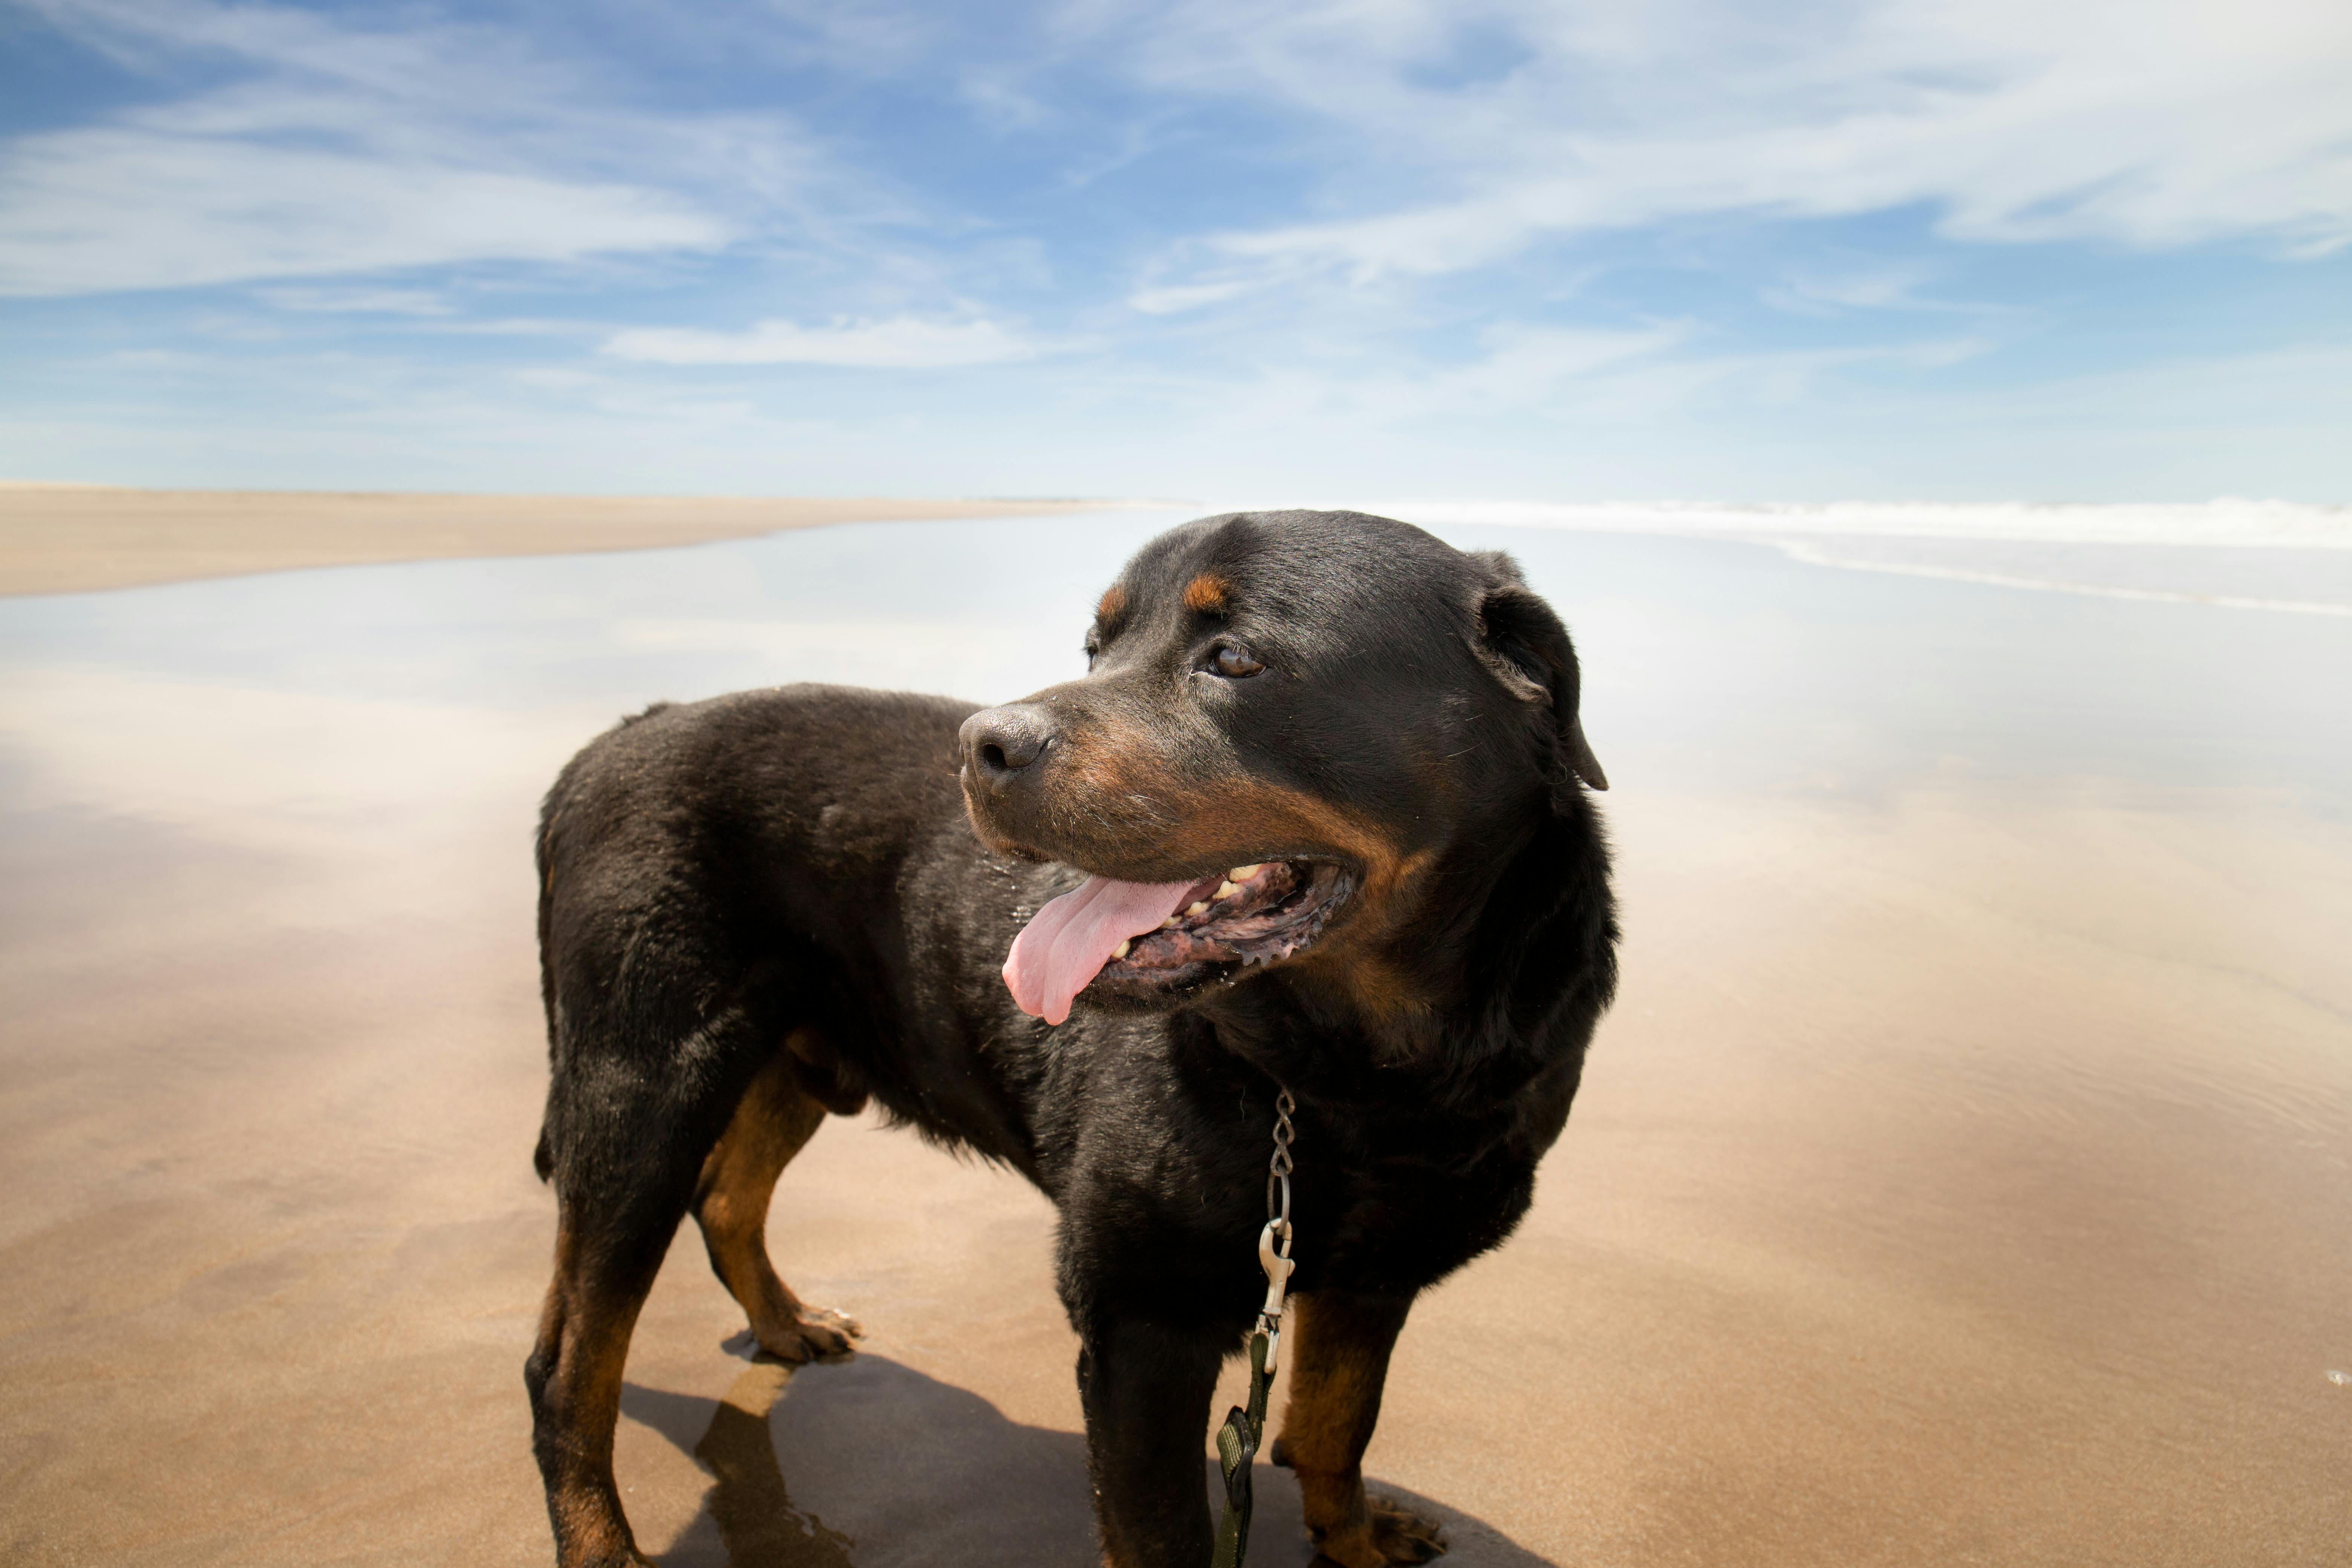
[1257, 1217, 1295, 1373]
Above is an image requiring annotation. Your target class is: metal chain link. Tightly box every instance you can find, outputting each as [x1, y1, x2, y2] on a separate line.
[1255, 1087, 1298, 1372]
[1265, 1087, 1296, 1237]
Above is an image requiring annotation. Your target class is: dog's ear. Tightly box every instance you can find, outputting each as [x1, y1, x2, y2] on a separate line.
[1468, 552, 1608, 801]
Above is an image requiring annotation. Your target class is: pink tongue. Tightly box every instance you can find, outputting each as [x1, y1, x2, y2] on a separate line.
[1003, 875, 1196, 1026]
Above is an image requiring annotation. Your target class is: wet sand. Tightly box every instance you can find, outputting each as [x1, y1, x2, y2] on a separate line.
[2, 514, 2347, 1565]
[0, 485, 1116, 596]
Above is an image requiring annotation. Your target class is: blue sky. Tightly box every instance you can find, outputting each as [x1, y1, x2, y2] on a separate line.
[2, 0, 2347, 501]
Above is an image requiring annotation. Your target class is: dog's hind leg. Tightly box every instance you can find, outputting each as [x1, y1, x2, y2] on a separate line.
[691, 1039, 863, 1363]
[1275, 1290, 1447, 1567]
[526, 1212, 668, 1568]
[527, 1005, 778, 1568]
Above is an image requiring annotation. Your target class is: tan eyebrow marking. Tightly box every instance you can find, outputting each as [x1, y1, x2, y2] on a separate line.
[1182, 572, 1230, 614]
[1096, 584, 1128, 624]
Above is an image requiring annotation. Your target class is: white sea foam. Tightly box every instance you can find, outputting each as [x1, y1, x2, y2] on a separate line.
[1367, 498, 2352, 614]
[1770, 539, 2352, 617]
[1383, 498, 2352, 549]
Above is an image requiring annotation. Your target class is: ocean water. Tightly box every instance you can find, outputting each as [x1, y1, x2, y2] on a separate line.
[2, 506, 2346, 836]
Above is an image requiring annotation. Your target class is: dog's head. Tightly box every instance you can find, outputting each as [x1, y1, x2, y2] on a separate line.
[960, 509, 1605, 1024]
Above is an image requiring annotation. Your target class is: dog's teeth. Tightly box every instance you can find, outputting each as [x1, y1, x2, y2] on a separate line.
[1228, 863, 1263, 881]
[1214, 880, 1241, 900]
[1185, 900, 1210, 917]
[1112, 939, 1131, 960]
[1159, 916, 1181, 929]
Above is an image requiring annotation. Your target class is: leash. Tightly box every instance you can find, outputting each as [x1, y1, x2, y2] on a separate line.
[1211, 1086, 1297, 1568]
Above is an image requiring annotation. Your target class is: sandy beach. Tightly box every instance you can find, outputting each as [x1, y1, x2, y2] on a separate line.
[0, 485, 1116, 596]
[2, 499, 2347, 1566]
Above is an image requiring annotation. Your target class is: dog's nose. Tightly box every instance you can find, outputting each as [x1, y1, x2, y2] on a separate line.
[960, 704, 1056, 782]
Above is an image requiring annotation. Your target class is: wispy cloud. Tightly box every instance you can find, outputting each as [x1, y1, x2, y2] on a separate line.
[601, 316, 1049, 368]
[251, 286, 457, 317]
[1176, 324, 1986, 434]
[1098, 0, 2352, 286]
[0, 0, 810, 295]
[0, 129, 726, 296]
[1126, 276, 1274, 315]
[1756, 266, 2009, 319]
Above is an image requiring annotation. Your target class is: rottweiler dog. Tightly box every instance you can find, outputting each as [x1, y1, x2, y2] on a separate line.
[525, 509, 1617, 1567]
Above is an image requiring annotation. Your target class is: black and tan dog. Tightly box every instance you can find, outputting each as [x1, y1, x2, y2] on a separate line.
[525, 509, 1617, 1567]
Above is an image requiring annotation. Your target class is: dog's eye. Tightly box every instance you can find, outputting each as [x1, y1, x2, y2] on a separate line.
[1209, 643, 1264, 678]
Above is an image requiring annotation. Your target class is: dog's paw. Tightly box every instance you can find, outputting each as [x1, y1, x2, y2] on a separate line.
[1312, 1494, 1447, 1567]
[755, 1304, 864, 1364]
[802, 1303, 865, 1342]
[1367, 1495, 1447, 1563]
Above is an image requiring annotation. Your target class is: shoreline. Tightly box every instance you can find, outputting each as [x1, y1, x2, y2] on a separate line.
[14, 485, 2352, 614]
[0, 485, 1124, 596]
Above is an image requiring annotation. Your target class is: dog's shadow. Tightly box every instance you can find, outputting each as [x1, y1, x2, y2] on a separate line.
[622, 1346, 1558, 1567]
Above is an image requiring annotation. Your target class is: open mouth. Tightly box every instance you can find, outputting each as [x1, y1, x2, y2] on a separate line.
[1001, 857, 1356, 1023]
[1101, 858, 1352, 980]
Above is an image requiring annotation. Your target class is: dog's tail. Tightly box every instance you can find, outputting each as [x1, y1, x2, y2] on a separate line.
[531, 770, 567, 1187]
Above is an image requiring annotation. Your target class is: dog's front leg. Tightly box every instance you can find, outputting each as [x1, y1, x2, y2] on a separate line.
[1276, 1289, 1446, 1566]
[1075, 1311, 1225, 1568]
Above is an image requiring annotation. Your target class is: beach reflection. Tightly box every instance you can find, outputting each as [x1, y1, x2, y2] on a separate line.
[4, 513, 2347, 825]
[673, 1362, 859, 1568]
